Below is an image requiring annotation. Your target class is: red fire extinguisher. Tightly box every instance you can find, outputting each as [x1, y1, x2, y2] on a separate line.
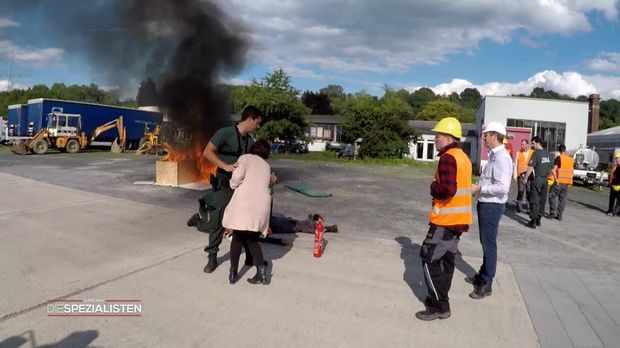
[313, 215, 325, 257]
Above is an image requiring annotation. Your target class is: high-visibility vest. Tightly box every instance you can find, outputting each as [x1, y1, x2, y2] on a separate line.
[557, 154, 574, 185]
[516, 150, 532, 175]
[611, 165, 620, 192]
[429, 148, 473, 226]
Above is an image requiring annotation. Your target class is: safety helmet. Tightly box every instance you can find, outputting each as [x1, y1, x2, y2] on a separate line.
[432, 117, 462, 139]
[503, 138, 508, 144]
[615, 152, 620, 159]
[482, 122, 507, 136]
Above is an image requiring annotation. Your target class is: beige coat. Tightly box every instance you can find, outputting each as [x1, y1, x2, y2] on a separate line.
[222, 154, 271, 235]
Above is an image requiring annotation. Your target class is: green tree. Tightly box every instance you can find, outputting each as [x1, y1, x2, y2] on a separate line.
[459, 88, 482, 110]
[230, 69, 309, 143]
[341, 94, 383, 142]
[408, 87, 436, 115]
[417, 99, 461, 121]
[600, 99, 620, 129]
[319, 84, 348, 113]
[301, 91, 333, 114]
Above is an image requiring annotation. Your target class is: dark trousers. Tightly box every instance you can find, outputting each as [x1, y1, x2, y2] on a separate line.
[516, 174, 530, 211]
[608, 189, 620, 214]
[203, 186, 234, 255]
[230, 230, 264, 272]
[477, 202, 505, 284]
[548, 184, 569, 218]
[529, 178, 548, 221]
[419, 225, 461, 313]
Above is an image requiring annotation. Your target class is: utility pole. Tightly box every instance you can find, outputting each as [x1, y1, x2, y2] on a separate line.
[5, 55, 27, 91]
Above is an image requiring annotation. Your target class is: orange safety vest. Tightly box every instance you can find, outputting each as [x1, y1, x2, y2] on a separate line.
[429, 148, 473, 226]
[516, 150, 532, 175]
[557, 154, 574, 185]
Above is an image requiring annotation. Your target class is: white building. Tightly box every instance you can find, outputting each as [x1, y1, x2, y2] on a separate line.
[474, 96, 590, 169]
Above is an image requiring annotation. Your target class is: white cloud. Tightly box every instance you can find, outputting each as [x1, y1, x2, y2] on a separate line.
[0, 40, 64, 66]
[0, 79, 10, 91]
[0, 17, 18, 29]
[214, 0, 618, 75]
[409, 70, 620, 99]
[586, 52, 620, 73]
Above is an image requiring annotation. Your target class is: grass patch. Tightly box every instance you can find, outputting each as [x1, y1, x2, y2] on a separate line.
[271, 151, 435, 168]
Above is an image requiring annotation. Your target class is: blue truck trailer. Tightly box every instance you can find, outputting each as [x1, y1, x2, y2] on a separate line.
[23, 99, 163, 147]
[7, 104, 29, 138]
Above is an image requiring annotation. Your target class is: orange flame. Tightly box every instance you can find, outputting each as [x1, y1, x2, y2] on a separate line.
[162, 138, 216, 183]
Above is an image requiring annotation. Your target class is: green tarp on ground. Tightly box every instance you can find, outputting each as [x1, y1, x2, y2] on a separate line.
[285, 183, 332, 197]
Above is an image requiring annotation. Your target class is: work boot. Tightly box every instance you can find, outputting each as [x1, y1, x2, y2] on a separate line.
[469, 282, 492, 299]
[325, 225, 338, 233]
[555, 215, 562, 221]
[247, 264, 268, 285]
[229, 268, 238, 284]
[203, 253, 218, 273]
[465, 274, 481, 285]
[526, 220, 536, 229]
[536, 217, 542, 226]
[186, 213, 201, 227]
[415, 309, 451, 321]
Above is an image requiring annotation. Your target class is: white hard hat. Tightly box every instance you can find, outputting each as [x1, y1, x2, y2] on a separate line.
[482, 122, 507, 136]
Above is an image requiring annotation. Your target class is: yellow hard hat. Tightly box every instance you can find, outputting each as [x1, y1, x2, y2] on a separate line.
[503, 138, 508, 144]
[432, 117, 462, 139]
[615, 152, 620, 159]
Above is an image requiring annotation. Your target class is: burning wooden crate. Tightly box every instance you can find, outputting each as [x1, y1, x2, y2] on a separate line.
[156, 160, 200, 186]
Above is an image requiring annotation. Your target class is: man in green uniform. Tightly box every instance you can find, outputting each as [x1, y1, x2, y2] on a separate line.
[201, 105, 263, 273]
[522, 136, 553, 229]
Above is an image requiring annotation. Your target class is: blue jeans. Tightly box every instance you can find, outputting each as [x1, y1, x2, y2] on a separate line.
[477, 201, 505, 284]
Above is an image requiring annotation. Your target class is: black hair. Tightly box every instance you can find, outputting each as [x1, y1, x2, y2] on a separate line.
[240, 105, 263, 121]
[558, 144, 566, 152]
[531, 136, 543, 144]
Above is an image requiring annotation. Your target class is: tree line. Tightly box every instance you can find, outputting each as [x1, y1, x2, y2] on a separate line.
[2, 70, 619, 158]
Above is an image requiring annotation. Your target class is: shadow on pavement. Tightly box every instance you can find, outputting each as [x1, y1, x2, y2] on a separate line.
[0, 330, 99, 348]
[395, 236, 477, 305]
[502, 202, 531, 226]
[568, 198, 607, 213]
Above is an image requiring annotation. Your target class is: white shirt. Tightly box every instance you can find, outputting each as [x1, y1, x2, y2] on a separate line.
[478, 144, 513, 203]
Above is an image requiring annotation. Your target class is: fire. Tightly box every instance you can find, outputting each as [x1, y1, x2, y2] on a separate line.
[162, 139, 215, 183]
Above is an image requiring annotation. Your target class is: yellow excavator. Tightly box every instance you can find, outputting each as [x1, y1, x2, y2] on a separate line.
[135, 124, 164, 155]
[11, 110, 126, 155]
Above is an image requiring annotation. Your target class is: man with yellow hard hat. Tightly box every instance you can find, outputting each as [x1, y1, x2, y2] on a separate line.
[606, 152, 620, 216]
[415, 117, 472, 321]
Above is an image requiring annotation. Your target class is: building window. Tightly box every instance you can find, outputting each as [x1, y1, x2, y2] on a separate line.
[417, 142, 424, 159]
[426, 143, 435, 160]
[507, 118, 566, 151]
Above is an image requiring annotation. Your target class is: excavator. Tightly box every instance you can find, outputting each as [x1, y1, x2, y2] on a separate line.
[135, 124, 164, 155]
[10, 109, 126, 155]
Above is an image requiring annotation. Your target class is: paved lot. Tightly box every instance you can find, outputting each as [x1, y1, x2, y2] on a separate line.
[0, 146, 618, 347]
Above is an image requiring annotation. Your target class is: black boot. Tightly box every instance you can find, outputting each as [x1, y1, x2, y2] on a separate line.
[526, 220, 536, 229]
[187, 213, 200, 227]
[536, 217, 542, 226]
[247, 264, 268, 284]
[469, 282, 492, 299]
[203, 253, 218, 273]
[229, 268, 238, 284]
[325, 225, 338, 233]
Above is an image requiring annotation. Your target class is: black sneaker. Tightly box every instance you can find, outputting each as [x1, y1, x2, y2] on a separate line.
[186, 213, 201, 227]
[415, 309, 451, 321]
[526, 220, 536, 229]
[469, 282, 492, 299]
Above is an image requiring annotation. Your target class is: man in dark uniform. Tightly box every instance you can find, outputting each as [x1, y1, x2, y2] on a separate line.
[201, 105, 263, 273]
[522, 136, 553, 229]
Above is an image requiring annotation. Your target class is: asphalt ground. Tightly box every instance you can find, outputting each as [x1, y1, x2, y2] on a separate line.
[0, 146, 618, 347]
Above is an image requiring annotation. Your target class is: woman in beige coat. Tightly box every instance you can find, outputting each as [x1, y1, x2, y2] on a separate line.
[223, 139, 275, 284]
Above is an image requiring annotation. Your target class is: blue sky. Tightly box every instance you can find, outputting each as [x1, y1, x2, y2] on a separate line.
[2, 0, 620, 100]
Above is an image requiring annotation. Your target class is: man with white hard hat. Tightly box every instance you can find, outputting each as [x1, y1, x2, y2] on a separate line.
[468, 122, 513, 299]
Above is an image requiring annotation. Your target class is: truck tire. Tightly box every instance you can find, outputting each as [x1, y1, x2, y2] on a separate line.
[66, 139, 80, 153]
[31, 139, 48, 155]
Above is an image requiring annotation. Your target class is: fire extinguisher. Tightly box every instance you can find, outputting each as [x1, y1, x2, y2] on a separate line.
[313, 215, 325, 257]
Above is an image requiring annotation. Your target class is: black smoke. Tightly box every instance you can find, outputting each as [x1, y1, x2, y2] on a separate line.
[1, 0, 248, 140]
